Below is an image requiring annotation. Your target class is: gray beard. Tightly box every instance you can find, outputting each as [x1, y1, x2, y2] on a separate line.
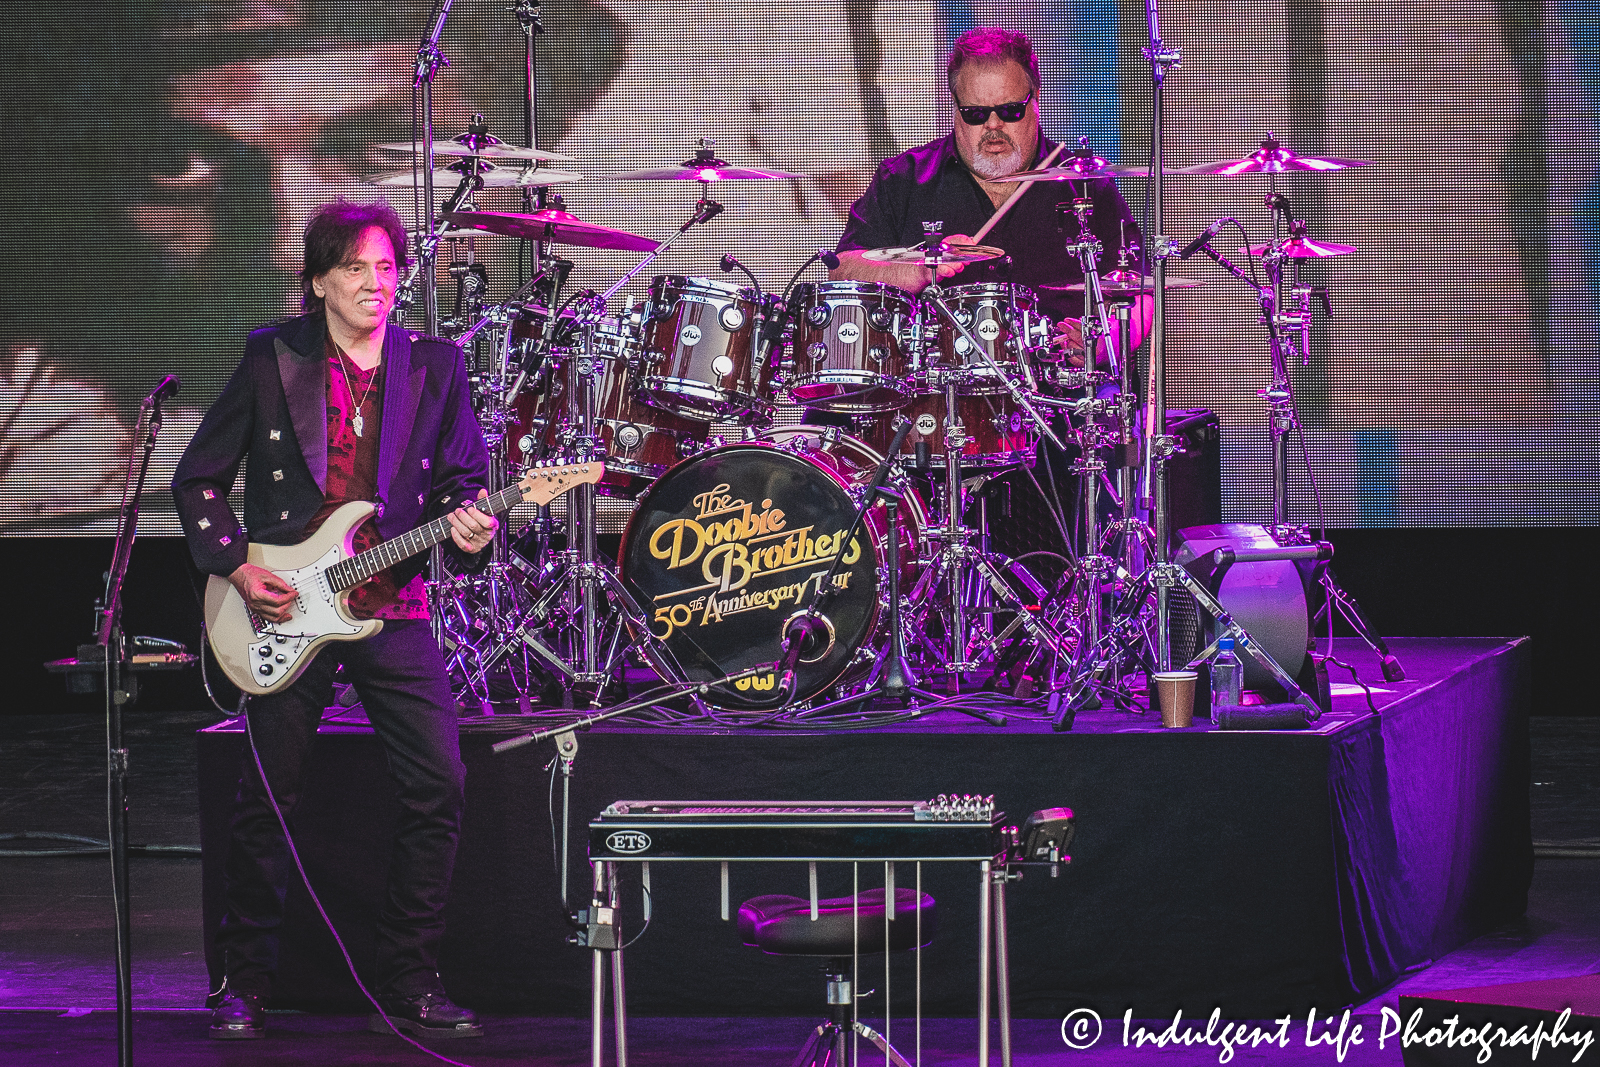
[966, 137, 1029, 180]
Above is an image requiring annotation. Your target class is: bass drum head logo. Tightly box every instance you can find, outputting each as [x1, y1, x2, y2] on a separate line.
[607, 831, 652, 854]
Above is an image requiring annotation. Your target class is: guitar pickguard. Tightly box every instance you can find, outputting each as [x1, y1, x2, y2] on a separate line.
[243, 545, 364, 689]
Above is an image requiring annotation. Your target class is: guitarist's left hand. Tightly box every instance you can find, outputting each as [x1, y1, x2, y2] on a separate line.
[446, 489, 499, 554]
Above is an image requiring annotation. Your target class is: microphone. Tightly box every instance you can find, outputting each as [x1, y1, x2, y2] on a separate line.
[719, 253, 739, 273]
[145, 374, 181, 405]
[776, 612, 830, 701]
[1179, 217, 1228, 260]
[818, 248, 841, 270]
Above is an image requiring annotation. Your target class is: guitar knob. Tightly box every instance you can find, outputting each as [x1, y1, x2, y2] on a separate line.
[258, 664, 273, 676]
[274, 635, 288, 644]
[257, 646, 271, 658]
[275, 655, 286, 664]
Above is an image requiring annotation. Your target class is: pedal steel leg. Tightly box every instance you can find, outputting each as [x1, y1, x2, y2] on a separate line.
[979, 858, 991, 1067]
[993, 868, 1013, 1067]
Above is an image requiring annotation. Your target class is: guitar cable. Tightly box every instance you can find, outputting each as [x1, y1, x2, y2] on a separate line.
[239, 706, 486, 1066]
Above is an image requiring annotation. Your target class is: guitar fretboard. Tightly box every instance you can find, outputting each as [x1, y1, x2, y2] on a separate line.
[323, 482, 525, 593]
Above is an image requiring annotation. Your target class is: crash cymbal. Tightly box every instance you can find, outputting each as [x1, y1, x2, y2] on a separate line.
[378, 138, 575, 164]
[1181, 135, 1370, 176]
[861, 242, 1006, 265]
[608, 139, 803, 182]
[366, 166, 582, 189]
[407, 227, 508, 242]
[1041, 270, 1203, 294]
[609, 163, 805, 181]
[442, 209, 657, 252]
[1242, 236, 1357, 258]
[995, 159, 1151, 181]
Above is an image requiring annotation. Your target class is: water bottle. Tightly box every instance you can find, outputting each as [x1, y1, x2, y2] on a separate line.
[1211, 636, 1243, 707]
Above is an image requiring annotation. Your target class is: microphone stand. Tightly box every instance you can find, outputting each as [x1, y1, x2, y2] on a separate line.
[774, 417, 915, 705]
[92, 382, 174, 1067]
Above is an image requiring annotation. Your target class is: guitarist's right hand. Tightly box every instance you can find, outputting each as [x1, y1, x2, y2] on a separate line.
[230, 563, 297, 624]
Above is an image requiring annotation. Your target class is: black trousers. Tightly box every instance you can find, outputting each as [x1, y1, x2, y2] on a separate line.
[216, 619, 465, 998]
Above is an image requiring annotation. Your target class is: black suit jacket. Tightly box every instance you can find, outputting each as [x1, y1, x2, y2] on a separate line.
[172, 312, 490, 582]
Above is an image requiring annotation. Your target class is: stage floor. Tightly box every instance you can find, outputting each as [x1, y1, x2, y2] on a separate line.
[194, 636, 1533, 1019]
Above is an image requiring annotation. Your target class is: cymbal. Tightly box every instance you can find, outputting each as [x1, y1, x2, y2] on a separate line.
[408, 227, 509, 242]
[1181, 135, 1370, 176]
[378, 139, 575, 163]
[608, 163, 805, 181]
[1242, 236, 1357, 257]
[861, 242, 1005, 265]
[994, 159, 1150, 181]
[1042, 270, 1203, 294]
[366, 166, 582, 189]
[442, 209, 657, 252]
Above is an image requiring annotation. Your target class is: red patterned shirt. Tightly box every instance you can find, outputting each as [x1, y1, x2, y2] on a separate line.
[299, 336, 430, 621]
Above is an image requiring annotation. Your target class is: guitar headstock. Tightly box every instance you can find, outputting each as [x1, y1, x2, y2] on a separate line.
[516, 459, 606, 506]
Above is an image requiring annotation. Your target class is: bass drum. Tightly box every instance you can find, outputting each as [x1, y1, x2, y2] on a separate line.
[620, 429, 924, 709]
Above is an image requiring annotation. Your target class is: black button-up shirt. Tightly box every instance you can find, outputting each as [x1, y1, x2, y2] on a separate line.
[837, 133, 1140, 322]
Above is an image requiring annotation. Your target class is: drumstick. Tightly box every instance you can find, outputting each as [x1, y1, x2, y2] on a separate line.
[970, 142, 1066, 243]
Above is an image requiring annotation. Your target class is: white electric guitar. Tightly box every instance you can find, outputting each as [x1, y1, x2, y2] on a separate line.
[205, 460, 603, 695]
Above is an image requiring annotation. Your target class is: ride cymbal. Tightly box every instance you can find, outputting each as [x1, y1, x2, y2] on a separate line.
[442, 209, 657, 252]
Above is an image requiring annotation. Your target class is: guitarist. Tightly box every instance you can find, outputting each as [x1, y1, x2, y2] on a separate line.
[173, 200, 498, 1041]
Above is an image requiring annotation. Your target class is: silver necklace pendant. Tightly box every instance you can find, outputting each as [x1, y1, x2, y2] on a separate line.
[353, 413, 365, 437]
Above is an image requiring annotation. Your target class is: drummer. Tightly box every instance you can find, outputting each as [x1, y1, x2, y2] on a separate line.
[829, 26, 1152, 363]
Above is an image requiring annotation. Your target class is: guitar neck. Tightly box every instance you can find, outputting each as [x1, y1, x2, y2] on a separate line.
[325, 483, 525, 593]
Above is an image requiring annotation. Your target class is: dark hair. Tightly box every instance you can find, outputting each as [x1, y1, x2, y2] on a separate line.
[299, 199, 408, 313]
[946, 27, 1041, 97]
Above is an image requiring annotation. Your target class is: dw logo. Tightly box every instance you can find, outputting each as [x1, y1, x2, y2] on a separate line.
[734, 673, 777, 691]
[607, 832, 653, 854]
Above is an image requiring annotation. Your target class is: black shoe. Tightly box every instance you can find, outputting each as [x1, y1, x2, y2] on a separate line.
[209, 992, 266, 1040]
[368, 990, 483, 1040]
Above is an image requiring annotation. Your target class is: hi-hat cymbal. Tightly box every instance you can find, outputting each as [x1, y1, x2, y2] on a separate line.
[861, 242, 1005, 265]
[1042, 270, 1203, 294]
[1242, 236, 1357, 258]
[442, 209, 657, 252]
[378, 139, 575, 163]
[1181, 135, 1370, 176]
[408, 227, 508, 242]
[366, 166, 582, 189]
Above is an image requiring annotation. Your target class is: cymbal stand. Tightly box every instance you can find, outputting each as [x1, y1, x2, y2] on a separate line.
[1199, 195, 1404, 681]
[411, 0, 460, 335]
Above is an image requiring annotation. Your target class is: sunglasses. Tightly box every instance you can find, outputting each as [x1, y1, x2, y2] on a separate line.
[955, 89, 1033, 125]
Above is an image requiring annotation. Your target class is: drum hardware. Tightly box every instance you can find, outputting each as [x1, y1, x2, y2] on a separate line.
[1182, 183, 1404, 682]
[366, 162, 583, 189]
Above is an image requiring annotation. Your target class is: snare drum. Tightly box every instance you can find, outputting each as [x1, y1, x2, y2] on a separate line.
[785, 281, 917, 412]
[863, 391, 1037, 470]
[512, 316, 707, 497]
[635, 276, 772, 421]
[924, 283, 1048, 394]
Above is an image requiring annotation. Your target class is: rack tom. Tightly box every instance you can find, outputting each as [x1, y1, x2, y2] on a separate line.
[512, 316, 707, 497]
[635, 276, 772, 421]
[863, 392, 1037, 470]
[923, 282, 1047, 394]
[785, 281, 917, 412]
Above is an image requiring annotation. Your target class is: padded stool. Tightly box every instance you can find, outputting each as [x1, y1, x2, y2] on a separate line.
[738, 887, 936, 1067]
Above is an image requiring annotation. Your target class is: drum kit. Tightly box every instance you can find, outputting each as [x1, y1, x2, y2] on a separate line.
[368, 9, 1397, 723]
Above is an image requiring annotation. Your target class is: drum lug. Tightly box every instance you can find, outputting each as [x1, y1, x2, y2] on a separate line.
[807, 341, 828, 364]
